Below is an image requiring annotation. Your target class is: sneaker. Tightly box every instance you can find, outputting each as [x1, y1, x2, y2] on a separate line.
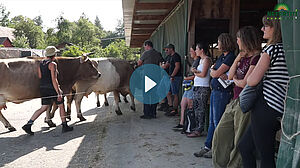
[173, 124, 183, 131]
[62, 125, 74, 133]
[22, 124, 34, 135]
[203, 150, 212, 158]
[194, 147, 210, 157]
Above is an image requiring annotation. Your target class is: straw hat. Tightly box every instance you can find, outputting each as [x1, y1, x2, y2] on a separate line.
[45, 46, 59, 57]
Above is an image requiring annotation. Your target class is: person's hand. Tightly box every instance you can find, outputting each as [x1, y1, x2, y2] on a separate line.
[184, 76, 188, 80]
[220, 74, 228, 80]
[57, 94, 62, 102]
[191, 67, 196, 73]
[170, 76, 175, 81]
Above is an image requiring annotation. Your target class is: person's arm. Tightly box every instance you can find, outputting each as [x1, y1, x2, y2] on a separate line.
[38, 65, 42, 79]
[210, 64, 230, 78]
[184, 75, 195, 80]
[194, 58, 211, 78]
[228, 54, 242, 80]
[233, 65, 255, 88]
[49, 62, 63, 101]
[137, 60, 143, 66]
[171, 62, 180, 77]
[247, 52, 270, 86]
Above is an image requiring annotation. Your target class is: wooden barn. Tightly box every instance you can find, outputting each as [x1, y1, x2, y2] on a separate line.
[122, 0, 300, 167]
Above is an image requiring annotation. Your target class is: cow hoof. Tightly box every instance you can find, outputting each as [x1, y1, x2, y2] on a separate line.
[130, 106, 136, 111]
[66, 116, 71, 121]
[8, 127, 16, 132]
[97, 102, 101, 107]
[124, 98, 129, 103]
[45, 120, 56, 127]
[115, 110, 123, 115]
[104, 102, 109, 106]
[78, 115, 86, 121]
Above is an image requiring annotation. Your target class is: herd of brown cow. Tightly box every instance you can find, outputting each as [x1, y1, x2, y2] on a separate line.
[0, 56, 136, 132]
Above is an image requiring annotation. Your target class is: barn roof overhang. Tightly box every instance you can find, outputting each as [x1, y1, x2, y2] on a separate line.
[122, 0, 180, 48]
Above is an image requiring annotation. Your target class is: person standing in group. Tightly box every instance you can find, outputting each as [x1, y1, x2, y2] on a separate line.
[238, 15, 289, 168]
[173, 45, 198, 131]
[22, 46, 73, 135]
[194, 33, 236, 158]
[212, 26, 261, 168]
[138, 40, 164, 119]
[164, 44, 182, 116]
[186, 42, 211, 137]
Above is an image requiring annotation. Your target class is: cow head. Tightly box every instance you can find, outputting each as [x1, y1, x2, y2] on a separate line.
[78, 56, 101, 80]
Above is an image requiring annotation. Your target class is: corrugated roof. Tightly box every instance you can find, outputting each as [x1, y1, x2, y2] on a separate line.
[0, 26, 15, 41]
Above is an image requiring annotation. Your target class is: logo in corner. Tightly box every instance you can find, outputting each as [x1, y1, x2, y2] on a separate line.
[267, 3, 298, 20]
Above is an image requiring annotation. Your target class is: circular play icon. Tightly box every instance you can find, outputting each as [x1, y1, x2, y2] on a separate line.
[130, 64, 171, 104]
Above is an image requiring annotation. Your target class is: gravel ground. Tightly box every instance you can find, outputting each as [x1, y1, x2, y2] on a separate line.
[0, 93, 213, 168]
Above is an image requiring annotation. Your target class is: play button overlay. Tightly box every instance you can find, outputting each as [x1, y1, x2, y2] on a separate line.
[130, 64, 171, 104]
[145, 76, 156, 93]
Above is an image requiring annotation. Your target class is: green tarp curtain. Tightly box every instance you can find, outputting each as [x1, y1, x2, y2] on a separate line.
[150, 0, 187, 60]
[277, 0, 300, 167]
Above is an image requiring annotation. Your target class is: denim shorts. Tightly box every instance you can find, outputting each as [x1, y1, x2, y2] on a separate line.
[169, 76, 182, 95]
[182, 86, 194, 99]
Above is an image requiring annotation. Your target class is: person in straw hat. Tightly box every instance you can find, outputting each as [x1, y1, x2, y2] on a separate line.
[22, 46, 73, 135]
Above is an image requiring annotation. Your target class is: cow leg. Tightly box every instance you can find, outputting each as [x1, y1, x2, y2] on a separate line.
[104, 93, 109, 106]
[74, 94, 86, 121]
[0, 108, 16, 132]
[113, 91, 122, 115]
[44, 103, 57, 127]
[95, 93, 101, 107]
[123, 95, 129, 103]
[66, 91, 76, 121]
[129, 93, 136, 111]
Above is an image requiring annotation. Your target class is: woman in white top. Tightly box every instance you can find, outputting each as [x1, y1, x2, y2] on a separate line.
[187, 42, 211, 137]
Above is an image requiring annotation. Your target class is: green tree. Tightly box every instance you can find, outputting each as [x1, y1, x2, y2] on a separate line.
[56, 16, 75, 44]
[0, 4, 10, 27]
[12, 35, 30, 48]
[72, 15, 100, 47]
[62, 45, 86, 57]
[114, 19, 125, 37]
[10, 15, 46, 49]
[102, 39, 140, 60]
[33, 15, 43, 27]
[45, 28, 58, 46]
[94, 16, 103, 30]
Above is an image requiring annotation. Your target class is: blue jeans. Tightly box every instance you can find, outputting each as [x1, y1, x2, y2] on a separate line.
[205, 90, 232, 149]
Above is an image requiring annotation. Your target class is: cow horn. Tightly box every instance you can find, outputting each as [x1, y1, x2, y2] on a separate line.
[80, 55, 88, 63]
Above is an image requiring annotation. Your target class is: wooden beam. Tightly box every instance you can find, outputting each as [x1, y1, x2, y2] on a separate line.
[132, 24, 158, 29]
[135, 2, 178, 10]
[132, 29, 155, 34]
[134, 15, 165, 20]
[131, 35, 150, 40]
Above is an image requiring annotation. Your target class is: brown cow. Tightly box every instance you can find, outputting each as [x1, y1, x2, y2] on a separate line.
[0, 56, 100, 131]
[45, 58, 135, 123]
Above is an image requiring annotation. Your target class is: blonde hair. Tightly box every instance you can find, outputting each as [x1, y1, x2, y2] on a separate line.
[262, 15, 282, 45]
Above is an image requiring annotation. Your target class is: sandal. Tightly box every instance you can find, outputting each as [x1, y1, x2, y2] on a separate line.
[186, 131, 202, 138]
[165, 109, 178, 116]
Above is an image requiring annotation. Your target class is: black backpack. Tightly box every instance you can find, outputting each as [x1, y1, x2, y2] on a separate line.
[183, 108, 196, 133]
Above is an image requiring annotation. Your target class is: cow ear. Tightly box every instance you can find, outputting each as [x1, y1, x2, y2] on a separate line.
[80, 56, 88, 63]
